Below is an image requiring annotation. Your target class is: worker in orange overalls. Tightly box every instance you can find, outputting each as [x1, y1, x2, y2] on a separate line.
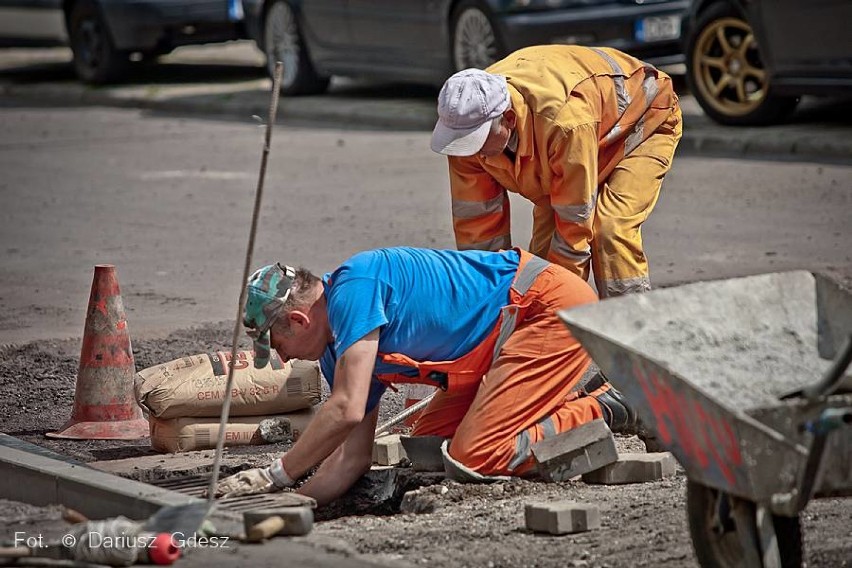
[431, 45, 682, 298]
[213, 247, 636, 503]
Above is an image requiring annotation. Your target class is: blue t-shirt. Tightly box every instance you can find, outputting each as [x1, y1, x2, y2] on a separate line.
[319, 247, 520, 412]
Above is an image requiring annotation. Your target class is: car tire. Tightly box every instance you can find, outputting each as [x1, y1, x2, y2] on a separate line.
[686, 480, 803, 568]
[685, 1, 798, 126]
[263, 0, 329, 96]
[450, 1, 503, 72]
[67, 0, 128, 84]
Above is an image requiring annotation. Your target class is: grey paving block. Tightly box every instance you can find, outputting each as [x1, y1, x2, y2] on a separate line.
[582, 452, 677, 485]
[532, 419, 618, 482]
[373, 434, 407, 466]
[524, 501, 601, 535]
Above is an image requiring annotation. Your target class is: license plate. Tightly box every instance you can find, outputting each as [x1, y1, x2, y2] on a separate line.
[635, 15, 681, 42]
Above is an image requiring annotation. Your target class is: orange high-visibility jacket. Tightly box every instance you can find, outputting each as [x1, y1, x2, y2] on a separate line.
[448, 45, 679, 269]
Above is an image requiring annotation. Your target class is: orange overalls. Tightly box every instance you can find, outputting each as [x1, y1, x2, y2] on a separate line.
[448, 45, 683, 298]
[376, 249, 607, 476]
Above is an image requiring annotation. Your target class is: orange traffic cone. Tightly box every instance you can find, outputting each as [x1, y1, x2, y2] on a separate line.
[47, 265, 149, 440]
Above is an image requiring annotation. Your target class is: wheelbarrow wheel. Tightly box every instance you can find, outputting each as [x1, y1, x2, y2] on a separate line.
[686, 480, 802, 567]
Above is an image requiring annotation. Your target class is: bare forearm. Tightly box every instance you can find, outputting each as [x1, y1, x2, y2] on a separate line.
[296, 406, 379, 506]
[297, 445, 369, 506]
[282, 398, 359, 479]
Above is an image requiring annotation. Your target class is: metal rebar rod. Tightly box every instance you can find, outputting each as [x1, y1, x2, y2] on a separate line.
[374, 391, 437, 437]
[206, 62, 284, 504]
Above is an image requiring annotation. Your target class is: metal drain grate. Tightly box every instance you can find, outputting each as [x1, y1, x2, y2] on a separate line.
[150, 475, 311, 513]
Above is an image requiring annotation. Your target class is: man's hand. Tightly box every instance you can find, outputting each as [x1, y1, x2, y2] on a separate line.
[213, 467, 276, 498]
[211, 457, 296, 498]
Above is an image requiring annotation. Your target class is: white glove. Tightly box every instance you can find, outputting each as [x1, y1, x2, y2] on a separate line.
[213, 457, 296, 498]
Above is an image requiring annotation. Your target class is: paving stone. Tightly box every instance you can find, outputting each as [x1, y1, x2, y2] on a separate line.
[373, 434, 407, 466]
[524, 501, 601, 535]
[582, 452, 677, 485]
[532, 419, 618, 482]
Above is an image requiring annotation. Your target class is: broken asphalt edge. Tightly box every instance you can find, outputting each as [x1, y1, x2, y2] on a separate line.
[2, 82, 849, 162]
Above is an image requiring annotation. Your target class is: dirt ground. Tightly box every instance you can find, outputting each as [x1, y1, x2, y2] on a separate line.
[1, 322, 849, 567]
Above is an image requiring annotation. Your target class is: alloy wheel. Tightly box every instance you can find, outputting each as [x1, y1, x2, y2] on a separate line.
[692, 16, 768, 117]
[453, 8, 499, 71]
[264, 2, 300, 88]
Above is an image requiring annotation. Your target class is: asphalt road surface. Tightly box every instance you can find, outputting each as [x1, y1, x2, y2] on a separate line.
[0, 102, 850, 345]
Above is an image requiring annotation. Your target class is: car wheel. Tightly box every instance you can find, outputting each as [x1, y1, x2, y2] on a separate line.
[451, 1, 503, 72]
[686, 2, 798, 125]
[686, 480, 803, 568]
[67, 0, 128, 84]
[263, 0, 329, 96]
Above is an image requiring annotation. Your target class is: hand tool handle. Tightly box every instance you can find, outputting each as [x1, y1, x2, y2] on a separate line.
[62, 507, 89, 524]
[0, 546, 33, 558]
[247, 516, 286, 542]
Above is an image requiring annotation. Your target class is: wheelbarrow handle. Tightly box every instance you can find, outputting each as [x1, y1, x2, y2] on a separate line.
[802, 334, 852, 402]
[781, 334, 852, 403]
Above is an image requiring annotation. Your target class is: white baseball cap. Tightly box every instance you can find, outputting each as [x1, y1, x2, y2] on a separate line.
[430, 69, 511, 156]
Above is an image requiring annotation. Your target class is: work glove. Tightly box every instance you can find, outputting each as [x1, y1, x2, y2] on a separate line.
[212, 457, 295, 498]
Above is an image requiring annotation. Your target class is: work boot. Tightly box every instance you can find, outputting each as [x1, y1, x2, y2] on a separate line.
[594, 385, 639, 436]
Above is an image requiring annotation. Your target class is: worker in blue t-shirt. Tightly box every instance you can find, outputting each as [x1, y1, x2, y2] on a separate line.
[213, 247, 636, 505]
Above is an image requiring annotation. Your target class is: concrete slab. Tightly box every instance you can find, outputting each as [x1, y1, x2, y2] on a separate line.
[532, 419, 618, 482]
[524, 502, 601, 535]
[0, 434, 201, 520]
[582, 452, 677, 485]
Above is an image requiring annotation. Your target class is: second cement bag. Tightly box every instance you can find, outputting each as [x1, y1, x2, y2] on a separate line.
[135, 350, 321, 419]
[149, 409, 316, 453]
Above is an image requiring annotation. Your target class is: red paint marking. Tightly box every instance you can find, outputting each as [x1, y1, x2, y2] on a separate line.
[79, 334, 134, 368]
[634, 360, 742, 486]
[90, 294, 110, 318]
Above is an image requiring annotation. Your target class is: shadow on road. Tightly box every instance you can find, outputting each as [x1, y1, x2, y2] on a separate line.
[0, 58, 266, 85]
[2, 49, 852, 146]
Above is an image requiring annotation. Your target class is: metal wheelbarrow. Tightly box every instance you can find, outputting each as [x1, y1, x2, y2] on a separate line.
[559, 271, 852, 568]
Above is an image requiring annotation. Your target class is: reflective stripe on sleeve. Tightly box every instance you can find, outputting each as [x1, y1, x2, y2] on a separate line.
[452, 193, 506, 219]
[551, 232, 592, 264]
[552, 197, 596, 224]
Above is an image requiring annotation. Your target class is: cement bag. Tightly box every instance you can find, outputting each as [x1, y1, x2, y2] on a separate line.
[135, 350, 321, 419]
[149, 408, 316, 453]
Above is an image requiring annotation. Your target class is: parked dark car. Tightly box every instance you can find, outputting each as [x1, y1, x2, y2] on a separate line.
[241, 0, 690, 95]
[683, 0, 852, 125]
[0, 0, 246, 83]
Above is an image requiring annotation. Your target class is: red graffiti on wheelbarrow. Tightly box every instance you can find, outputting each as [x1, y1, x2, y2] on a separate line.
[633, 361, 743, 486]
